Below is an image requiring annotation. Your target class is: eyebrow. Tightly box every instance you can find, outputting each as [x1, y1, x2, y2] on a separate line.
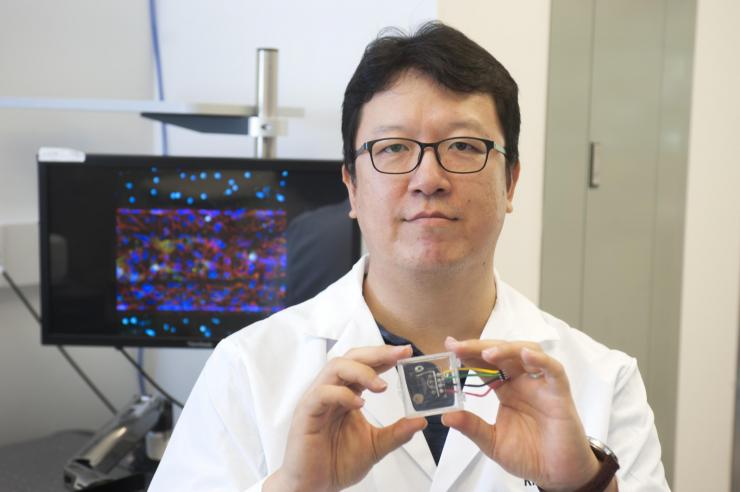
[370, 119, 491, 138]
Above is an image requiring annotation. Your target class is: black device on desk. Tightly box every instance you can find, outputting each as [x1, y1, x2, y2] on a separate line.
[64, 395, 170, 491]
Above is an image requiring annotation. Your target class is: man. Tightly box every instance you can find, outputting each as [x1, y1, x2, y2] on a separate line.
[151, 22, 668, 491]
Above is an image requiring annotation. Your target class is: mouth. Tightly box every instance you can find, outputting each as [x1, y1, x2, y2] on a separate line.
[405, 211, 458, 222]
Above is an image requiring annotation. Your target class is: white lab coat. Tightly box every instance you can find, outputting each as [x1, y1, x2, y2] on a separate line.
[150, 256, 669, 491]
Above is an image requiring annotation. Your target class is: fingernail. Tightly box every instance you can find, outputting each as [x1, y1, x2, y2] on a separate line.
[445, 336, 458, 347]
[482, 347, 499, 358]
[375, 377, 388, 390]
[395, 344, 411, 353]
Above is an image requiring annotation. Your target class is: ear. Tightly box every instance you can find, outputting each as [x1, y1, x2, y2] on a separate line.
[342, 165, 358, 219]
[505, 160, 520, 214]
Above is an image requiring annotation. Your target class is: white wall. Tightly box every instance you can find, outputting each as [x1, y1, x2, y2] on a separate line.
[0, 0, 155, 444]
[438, 0, 550, 303]
[673, 0, 740, 489]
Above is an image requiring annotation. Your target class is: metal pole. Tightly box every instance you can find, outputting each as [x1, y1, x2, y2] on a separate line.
[255, 48, 278, 159]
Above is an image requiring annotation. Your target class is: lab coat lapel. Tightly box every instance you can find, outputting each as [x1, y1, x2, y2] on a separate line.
[326, 306, 438, 481]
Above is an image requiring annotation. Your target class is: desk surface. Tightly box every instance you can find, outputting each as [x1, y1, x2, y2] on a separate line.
[0, 430, 91, 492]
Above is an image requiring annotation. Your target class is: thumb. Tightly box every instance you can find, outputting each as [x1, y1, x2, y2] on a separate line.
[373, 417, 427, 461]
[442, 410, 496, 458]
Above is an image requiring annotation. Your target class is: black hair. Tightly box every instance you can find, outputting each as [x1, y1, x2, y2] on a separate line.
[341, 21, 520, 179]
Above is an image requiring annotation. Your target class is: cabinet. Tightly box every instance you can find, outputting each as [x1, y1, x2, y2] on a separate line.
[540, 0, 696, 484]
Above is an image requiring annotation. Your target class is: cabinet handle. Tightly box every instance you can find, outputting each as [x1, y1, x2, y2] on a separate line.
[589, 142, 602, 188]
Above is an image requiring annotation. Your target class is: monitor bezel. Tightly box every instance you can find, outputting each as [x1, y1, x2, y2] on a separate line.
[38, 152, 360, 348]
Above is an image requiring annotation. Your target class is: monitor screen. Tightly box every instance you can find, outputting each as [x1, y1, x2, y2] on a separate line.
[39, 153, 360, 348]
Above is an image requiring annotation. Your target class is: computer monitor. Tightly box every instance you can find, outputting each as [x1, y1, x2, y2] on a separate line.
[39, 151, 360, 348]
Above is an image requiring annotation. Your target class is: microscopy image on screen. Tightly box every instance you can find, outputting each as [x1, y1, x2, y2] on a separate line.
[115, 207, 287, 315]
[111, 166, 292, 340]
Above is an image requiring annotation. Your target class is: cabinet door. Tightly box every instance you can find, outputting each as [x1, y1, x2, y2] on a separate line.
[581, 0, 665, 369]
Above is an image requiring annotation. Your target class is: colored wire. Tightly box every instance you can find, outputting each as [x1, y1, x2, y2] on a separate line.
[459, 367, 506, 377]
[148, 0, 168, 154]
[464, 386, 495, 398]
[139, 0, 168, 396]
[463, 379, 503, 388]
[116, 346, 184, 408]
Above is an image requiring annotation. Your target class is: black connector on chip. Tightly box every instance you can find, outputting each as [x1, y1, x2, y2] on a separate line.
[402, 361, 455, 411]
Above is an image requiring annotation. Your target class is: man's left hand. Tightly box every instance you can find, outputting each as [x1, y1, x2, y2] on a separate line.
[443, 338, 615, 491]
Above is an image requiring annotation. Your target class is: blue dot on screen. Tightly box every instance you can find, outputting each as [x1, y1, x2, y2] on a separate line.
[276, 193, 285, 203]
[200, 192, 207, 200]
[228, 178, 235, 185]
[180, 172, 186, 179]
[150, 189, 157, 196]
[232, 184, 239, 191]
[182, 317, 189, 324]
[145, 329, 156, 337]
[200, 325, 207, 333]
[225, 189, 233, 196]
[279, 180, 286, 187]
[190, 175, 197, 181]
[256, 191, 265, 199]
[214, 172, 222, 180]
[122, 318, 129, 326]
[129, 196, 136, 204]
[125, 182, 133, 189]
[282, 170, 288, 177]
[187, 197, 194, 204]
[200, 172, 207, 179]
[153, 176, 160, 184]
[244, 171, 252, 179]
[131, 316, 138, 324]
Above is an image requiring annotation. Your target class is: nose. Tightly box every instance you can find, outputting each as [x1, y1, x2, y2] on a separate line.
[408, 146, 451, 196]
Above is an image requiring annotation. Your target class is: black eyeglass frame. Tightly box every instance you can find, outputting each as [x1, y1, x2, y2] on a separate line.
[355, 136, 507, 175]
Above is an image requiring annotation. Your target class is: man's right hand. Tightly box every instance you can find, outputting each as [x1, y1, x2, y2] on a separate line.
[264, 344, 427, 492]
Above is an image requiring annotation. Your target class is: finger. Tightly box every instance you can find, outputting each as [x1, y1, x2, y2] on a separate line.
[483, 346, 566, 386]
[372, 417, 427, 461]
[302, 384, 364, 420]
[343, 344, 413, 373]
[441, 411, 495, 458]
[444, 337, 507, 361]
[446, 338, 539, 380]
[518, 346, 567, 384]
[315, 358, 389, 392]
[445, 337, 531, 370]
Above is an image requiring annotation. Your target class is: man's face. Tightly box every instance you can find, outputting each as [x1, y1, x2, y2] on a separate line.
[343, 70, 519, 274]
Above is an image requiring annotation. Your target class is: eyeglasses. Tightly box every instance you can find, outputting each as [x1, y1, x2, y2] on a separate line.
[355, 137, 507, 175]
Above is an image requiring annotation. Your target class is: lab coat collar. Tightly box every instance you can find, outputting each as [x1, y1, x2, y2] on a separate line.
[307, 255, 561, 345]
[318, 255, 561, 484]
[481, 269, 561, 344]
